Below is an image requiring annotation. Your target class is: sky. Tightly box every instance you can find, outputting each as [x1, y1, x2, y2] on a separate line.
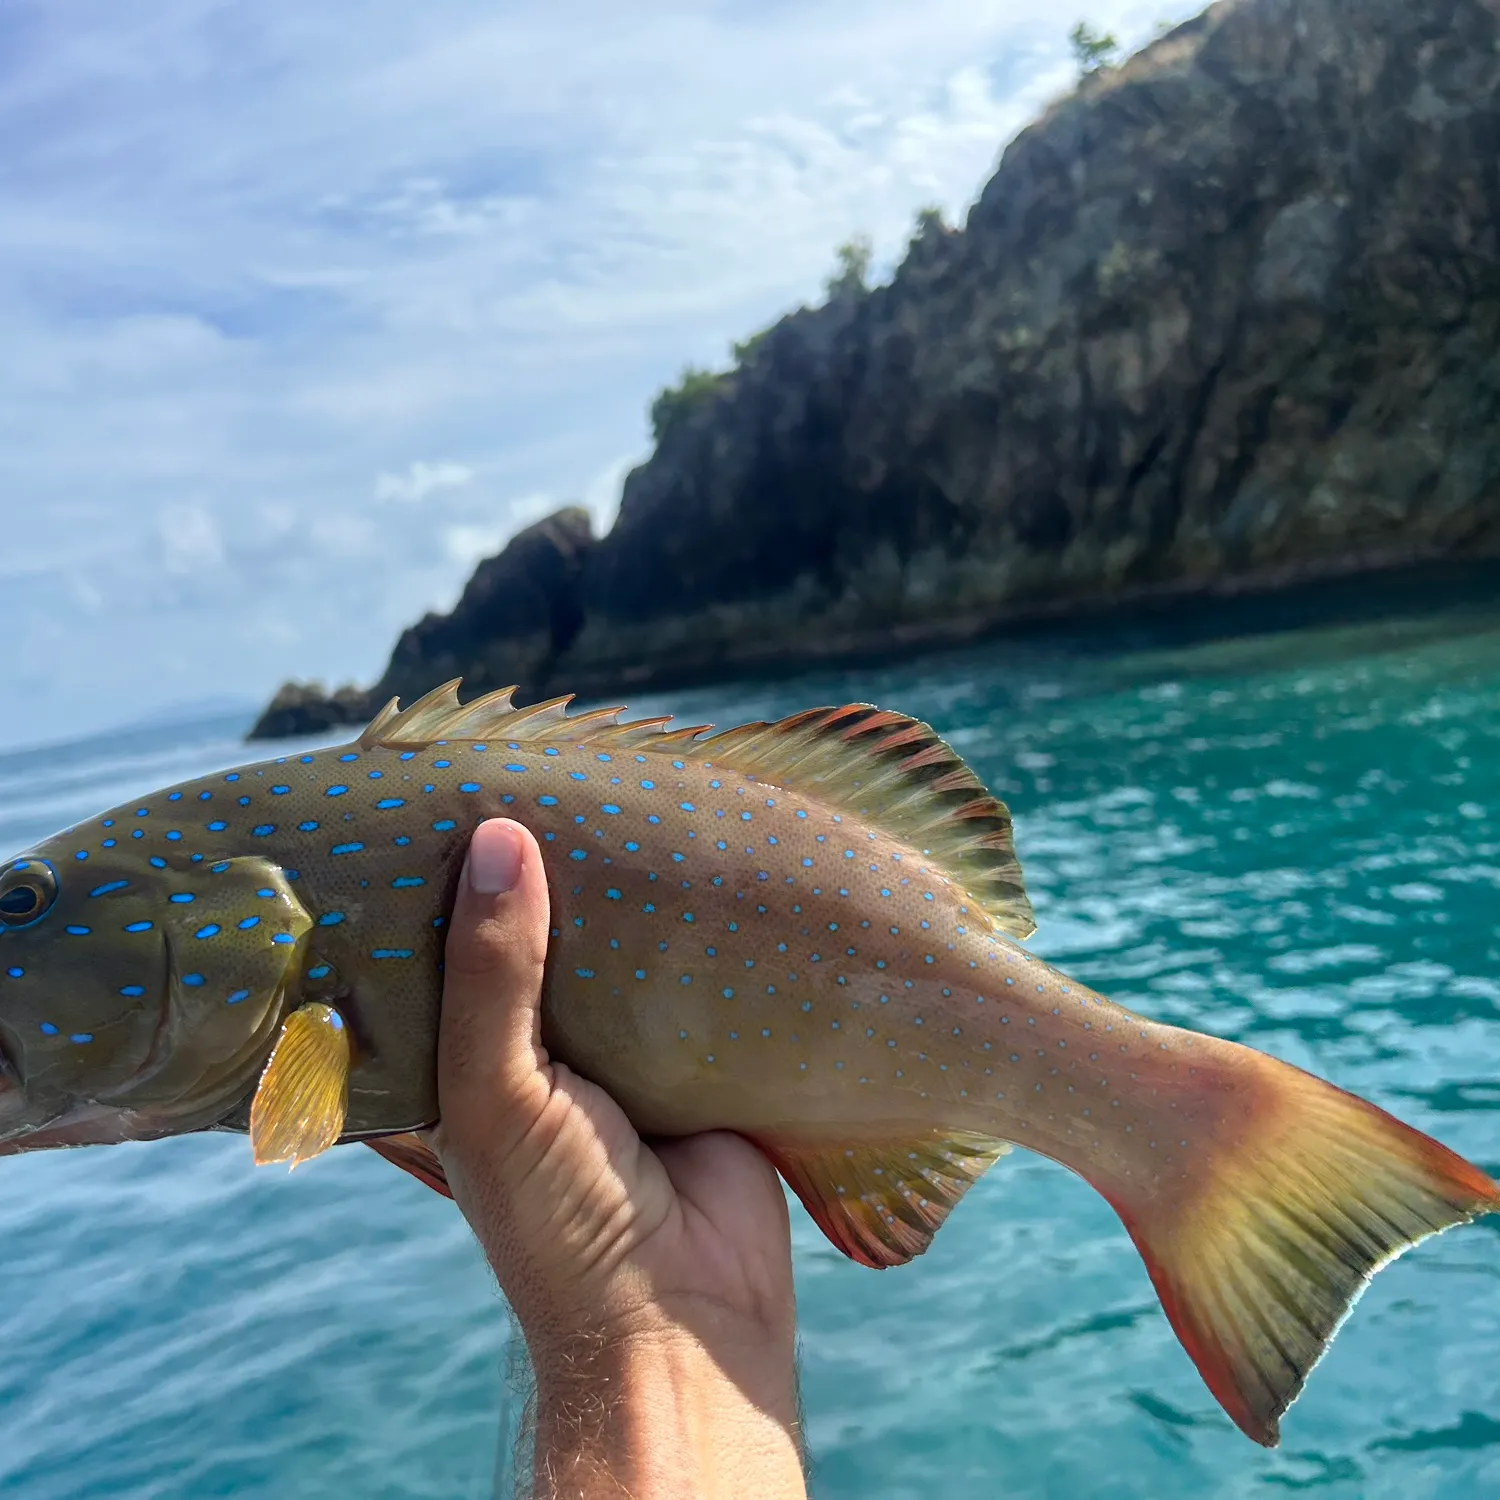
[1, 0, 1201, 747]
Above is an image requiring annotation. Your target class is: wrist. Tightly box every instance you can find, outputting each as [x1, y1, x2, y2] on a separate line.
[529, 1318, 803, 1499]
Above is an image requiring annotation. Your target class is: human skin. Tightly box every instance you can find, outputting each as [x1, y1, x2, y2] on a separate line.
[428, 818, 808, 1499]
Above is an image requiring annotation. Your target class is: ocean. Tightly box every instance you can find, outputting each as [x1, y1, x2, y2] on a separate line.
[1, 570, 1497, 1498]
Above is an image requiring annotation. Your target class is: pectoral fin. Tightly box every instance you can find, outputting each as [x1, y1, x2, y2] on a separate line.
[250, 1003, 350, 1168]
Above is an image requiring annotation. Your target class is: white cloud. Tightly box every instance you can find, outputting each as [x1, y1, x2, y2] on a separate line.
[374, 460, 474, 504]
[157, 504, 224, 576]
[0, 0, 1207, 747]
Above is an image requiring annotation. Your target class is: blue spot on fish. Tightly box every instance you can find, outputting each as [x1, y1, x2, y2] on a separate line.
[331, 842, 364, 855]
[195, 924, 220, 939]
[272, 933, 294, 945]
[227, 989, 250, 1005]
[238, 916, 260, 930]
[307, 965, 331, 980]
[90, 881, 128, 897]
[391, 876, 425, 888]
[299, 820, 319, 832]
[70, 1033, 94, 1045]
[326, 785, 348, 797]
[458, 782, 480, 793]
[124, 921, 152, 933]
[538, 795, 559, 807]
[169, 893, 195, 904]
[339, 752, 359, 762]
[601, 803, 621, 815]
[569, 850, 587, 861]
[252, 824, 275, 837]
[377, 798, 405, 809]
[625, 840, 640, 852]
[39, 1021, 57, 1034]
[570, 771, 587, 782]
[432, 819, 456, 832]
[680, 802, 695, 812]
[208, 820, 227, 831]
[319, 912, 345, 926]
[505, 762, 527, 773]
[434, 759, 451, 769]
[65, 925, 90, 936]
[605, 888, 621, 900]
[270, 785, 290, 796]
[181, 974, 205, 987]
[372, 948, 414, 960]
[5, 967, 21, 978]
[576, 968, 596, 979]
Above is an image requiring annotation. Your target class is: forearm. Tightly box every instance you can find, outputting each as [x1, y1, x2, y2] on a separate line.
[529, 1324, 806, 1500]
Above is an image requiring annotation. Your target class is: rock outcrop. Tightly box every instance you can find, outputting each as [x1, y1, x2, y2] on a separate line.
[252, 0, 1500, 740]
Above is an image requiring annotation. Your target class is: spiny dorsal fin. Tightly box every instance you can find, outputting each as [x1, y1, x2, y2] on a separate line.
[360, 684, 1034, 939]
[362, 679, 706, 752]
[754, 1131, 1012, 1268]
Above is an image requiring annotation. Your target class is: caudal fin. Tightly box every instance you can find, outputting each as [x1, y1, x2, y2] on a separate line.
[1108, 1055, 1500, 1446]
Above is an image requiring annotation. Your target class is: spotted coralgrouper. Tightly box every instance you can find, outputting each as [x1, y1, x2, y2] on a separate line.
[0, 682, 1494, 1444]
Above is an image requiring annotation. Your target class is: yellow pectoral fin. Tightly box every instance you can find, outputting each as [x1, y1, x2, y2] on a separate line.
[250, 1003, 350, 1169]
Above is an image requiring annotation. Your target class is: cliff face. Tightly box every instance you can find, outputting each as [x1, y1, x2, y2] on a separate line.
[253, 0, 1500, 740]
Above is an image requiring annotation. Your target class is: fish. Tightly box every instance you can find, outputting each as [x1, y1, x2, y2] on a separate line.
[0, 680, 1494, 1446]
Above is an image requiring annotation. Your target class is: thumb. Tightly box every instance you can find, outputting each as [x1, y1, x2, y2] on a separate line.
[434, 818, 553, 1151]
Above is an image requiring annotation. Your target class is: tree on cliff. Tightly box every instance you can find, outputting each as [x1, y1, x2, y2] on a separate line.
[1069, 21, 1119, 75]
[649, 365, 724, 443]
[824, 234, 873, 297]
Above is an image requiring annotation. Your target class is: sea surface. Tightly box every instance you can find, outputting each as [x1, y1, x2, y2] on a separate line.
[1, 571, 1498, 1498]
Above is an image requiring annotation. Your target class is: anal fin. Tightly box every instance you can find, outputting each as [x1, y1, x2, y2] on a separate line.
[755, 1131, 1011, 1268]
[250, 1003, 350, 1168]
[365, 1132, 452, 1198]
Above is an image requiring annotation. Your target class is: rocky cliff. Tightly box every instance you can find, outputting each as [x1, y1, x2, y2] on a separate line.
[253, 0, 1500, 740]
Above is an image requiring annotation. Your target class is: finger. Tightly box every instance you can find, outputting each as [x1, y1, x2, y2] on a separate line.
[436, 818, 552, 1139]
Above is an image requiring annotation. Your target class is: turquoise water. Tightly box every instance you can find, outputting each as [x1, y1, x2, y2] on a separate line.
[1, 577, 1498, 1498]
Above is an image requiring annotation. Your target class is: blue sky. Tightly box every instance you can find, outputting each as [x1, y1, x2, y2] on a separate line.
[1, 0, 1196, 747]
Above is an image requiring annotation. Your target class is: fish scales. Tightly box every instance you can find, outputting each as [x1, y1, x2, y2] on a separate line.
[0, 683, 1496, 1450]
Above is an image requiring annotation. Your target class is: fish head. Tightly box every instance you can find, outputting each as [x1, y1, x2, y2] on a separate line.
[0, 837, 297, 1153]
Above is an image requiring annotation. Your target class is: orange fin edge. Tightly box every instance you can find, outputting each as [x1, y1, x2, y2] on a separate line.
[365, 1132, 453, 1198]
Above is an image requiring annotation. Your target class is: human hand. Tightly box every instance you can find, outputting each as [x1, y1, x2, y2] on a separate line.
[429, 818, 806, 1499]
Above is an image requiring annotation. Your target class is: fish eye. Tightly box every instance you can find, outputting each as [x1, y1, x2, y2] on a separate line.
[0, 861, 58, 930]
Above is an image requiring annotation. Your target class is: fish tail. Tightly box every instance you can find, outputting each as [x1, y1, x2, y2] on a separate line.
[1095, 1040, 1499, 1446]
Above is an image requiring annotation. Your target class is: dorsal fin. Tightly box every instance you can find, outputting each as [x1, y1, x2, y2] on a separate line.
[692, 704, 1034, 939]
[360, 684, 1034, 940]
